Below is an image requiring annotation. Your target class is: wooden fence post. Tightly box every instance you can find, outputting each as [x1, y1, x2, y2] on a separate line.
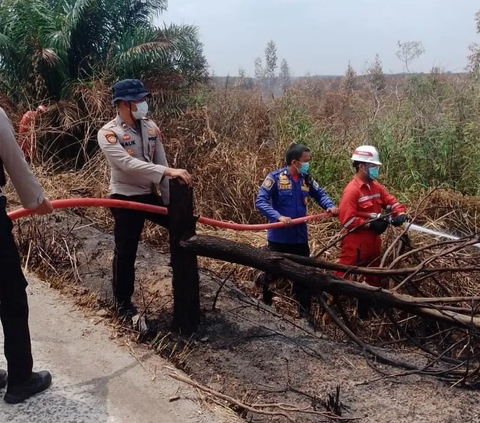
[168, 178, 200, 335]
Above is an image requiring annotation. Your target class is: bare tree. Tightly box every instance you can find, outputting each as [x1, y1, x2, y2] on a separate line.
[467, 11, 480, 75]
[238, 66, 246, 79]
[365, 54, 386, 119]
[264, 40, 278, 92]
[236, 66, 246, 89]
[340, 61, 357, 93]
[279, 59, 291, 92]
[254, 57, 264, 88]
[265, 41, 278, 78]
[396, 40, 425, 73]
[366, 54, 386, 95]
[467, 44, 480, 74]
[236, 66, 252, 90]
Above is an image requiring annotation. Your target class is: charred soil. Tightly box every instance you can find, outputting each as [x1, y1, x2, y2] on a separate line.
[13, 212, 480, 423]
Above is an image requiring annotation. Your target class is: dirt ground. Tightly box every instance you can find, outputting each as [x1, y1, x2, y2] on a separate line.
[19, 213, 480, 423]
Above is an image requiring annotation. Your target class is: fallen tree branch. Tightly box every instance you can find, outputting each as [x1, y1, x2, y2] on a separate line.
[168, 371, 357, 421]
[392, 238, 480, 292]
[278, 252, 480, 277]
[183, 235, 480, 329]
[388, 238, 471, 269]
[211, 267, 235, 311]
[317, 296, 472, 382]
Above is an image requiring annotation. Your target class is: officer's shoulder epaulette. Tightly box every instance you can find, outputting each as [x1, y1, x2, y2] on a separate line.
[269, 168, 286, 178]
[146, 119, 159, 128]
[141, 117, 157, 128]
[101, 119, 117, 131]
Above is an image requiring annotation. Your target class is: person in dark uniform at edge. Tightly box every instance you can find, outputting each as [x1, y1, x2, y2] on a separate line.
[255, 144, 339, 317]
[0, 107, 54, 403]
[97, 79, 191, 318]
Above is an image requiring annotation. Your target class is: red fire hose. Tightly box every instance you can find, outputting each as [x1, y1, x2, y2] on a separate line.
[7, 198, 332, 231]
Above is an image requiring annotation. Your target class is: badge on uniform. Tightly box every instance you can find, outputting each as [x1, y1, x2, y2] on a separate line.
[262, 177, 275, 190]
[147, 128, 156, 135]
[301, 180, 309, 192]
[127, 149, 135, 155]
[122, 134, 131, 141]
[105, 132, 117, 144]
[278, 173, 292, 190]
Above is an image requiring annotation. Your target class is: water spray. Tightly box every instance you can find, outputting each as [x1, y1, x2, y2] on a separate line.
[358, 210, 480, 249]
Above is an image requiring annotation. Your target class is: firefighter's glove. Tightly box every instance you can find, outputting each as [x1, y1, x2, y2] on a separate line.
[369, 219, 389, 235]
[391, 214, 408, 227]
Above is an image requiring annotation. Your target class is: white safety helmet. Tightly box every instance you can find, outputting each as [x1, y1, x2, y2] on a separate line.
[351, 145, 382, 166]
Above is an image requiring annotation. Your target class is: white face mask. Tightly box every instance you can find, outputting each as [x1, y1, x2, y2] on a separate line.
[131, 101, 148, 120]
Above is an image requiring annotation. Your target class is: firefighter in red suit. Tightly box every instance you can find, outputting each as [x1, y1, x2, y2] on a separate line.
[18, 105, 47, 163]
[335, 146, 407, 300]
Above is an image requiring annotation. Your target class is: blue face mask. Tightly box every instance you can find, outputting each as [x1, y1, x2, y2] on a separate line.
[298, 162, 310, 175]
[368, 166, 379, 180]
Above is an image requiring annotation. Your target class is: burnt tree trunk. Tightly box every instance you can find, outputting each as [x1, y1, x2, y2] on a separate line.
[169, 178, 200, 335]
[182, 235, 480, 330]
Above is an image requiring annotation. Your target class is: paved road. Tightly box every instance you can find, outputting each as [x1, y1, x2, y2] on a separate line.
[0, 277, 236, 423]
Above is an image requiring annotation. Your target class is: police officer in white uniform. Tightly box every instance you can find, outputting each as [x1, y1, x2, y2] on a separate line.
[0, 107, 53, 403]
[98, 79, 191, 317]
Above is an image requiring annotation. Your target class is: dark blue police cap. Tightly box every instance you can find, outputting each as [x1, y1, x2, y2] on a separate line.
[111, 79, 150, 104]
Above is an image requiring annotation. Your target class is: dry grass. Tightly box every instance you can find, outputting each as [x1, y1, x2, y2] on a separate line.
[10, 155, 480, 387]
[5, 77, 480, 372]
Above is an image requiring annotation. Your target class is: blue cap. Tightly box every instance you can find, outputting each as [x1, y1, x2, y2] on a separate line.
[111, 79, 150, 104]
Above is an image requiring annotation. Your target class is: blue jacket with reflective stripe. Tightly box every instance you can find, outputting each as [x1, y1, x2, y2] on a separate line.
[255, 168, 335, 244]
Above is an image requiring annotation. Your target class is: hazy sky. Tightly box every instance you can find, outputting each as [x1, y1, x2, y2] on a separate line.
[160, 0, 480, 76]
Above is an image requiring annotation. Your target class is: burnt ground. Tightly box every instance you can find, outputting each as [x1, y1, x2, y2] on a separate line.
[17, 212, 480, 423]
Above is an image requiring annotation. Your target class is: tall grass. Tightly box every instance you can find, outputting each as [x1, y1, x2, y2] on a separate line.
[14, 71, 480, 224]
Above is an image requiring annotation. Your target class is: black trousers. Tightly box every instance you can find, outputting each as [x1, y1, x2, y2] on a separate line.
[264, 241, 311, 312]
[0, 204, 33, 384]
[110, 193, 169, 304]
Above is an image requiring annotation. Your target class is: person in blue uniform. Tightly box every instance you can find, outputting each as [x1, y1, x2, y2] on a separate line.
[255, 144, 338, 317]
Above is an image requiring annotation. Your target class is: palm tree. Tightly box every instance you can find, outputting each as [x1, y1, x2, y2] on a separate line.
[0, 0, 208, 166]
[0, 0, 208, 103]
